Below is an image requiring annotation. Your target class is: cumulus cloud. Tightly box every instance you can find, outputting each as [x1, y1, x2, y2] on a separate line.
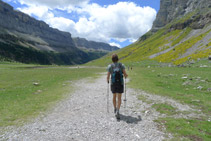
[17, 5, 49, 18]
[109, 42, 121, 48]
[16, 1, 156, 47]
[72, 2, 156, 43]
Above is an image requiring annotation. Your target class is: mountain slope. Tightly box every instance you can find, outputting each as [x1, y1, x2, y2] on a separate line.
[88, 0, 211, 66]
[0, 0, 117, 64]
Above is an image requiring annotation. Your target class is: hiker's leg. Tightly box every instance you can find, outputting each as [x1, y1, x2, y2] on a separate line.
[117, 93, 122, 110]
[113, 93, 117, 109]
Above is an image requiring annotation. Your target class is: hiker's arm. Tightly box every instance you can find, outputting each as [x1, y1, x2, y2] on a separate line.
[123, 69, 128, 78]
[107, 72, 110, 83]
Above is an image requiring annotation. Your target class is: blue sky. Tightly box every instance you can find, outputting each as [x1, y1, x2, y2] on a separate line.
[91, 0, 160, 11]
[3, 0, 160, 48]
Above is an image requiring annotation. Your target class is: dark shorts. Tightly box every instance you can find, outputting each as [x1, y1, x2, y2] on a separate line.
[111, 84, 124, 94]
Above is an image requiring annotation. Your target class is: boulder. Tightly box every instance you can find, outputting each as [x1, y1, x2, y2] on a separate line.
[197, 86, 203, 90]
[208, 55, 211, 60]
[33, 82, 39, 86]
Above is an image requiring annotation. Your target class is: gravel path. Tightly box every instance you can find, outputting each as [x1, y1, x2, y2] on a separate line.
[133, 89, 204, 119]
[1, 74, 167, 141]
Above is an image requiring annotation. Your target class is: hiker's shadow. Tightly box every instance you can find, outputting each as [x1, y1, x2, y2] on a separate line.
[118, 114, 142, 124]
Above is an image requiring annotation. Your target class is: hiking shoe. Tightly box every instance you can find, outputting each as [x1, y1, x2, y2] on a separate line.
[116, 111, 120, 119]
[114, 108, 117, 113]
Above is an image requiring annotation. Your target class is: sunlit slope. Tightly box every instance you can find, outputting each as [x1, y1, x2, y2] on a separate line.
[88, 22, 211, 66]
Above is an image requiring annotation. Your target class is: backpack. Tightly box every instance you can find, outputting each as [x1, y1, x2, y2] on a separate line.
[111, 63, 123, 85]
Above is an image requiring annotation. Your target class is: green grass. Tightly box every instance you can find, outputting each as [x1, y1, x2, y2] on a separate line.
[156, 118, 211, 141]
[171, 28, 192, 46]
[137, 95, 153, 104]
[128, 62, 211, 114]
[0, 63, 104, 127]
[152, 103, 177, 116]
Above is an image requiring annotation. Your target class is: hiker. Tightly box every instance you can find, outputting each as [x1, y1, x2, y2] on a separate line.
[107, 54, 128, 119]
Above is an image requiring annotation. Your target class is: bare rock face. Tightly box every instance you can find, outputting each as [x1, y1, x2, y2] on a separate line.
[153, 0, 188, 28]
[152, 0, 211, 31]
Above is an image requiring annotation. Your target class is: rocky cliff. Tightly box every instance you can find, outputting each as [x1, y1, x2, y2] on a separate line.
[0, 0, 76, 52]
[152, 0, 211, 31]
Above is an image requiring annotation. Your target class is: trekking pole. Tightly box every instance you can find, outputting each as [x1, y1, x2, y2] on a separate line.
[107, 81, 109, 113]
[124, 77, 127, 108]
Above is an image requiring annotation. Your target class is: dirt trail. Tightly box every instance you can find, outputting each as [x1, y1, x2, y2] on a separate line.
[1, 73, 169, 141]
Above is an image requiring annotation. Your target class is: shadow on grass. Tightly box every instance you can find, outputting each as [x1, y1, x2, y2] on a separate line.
[117, 114, 142, 124]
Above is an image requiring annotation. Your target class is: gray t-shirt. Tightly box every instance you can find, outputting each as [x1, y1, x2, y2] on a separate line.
[107, 62, 125, 73]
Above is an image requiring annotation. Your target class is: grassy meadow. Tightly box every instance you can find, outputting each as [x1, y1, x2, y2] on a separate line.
[128, 61, 211, 114]
[0, 62, 104, 127]
[1, 57, 210, 140]
[127, 60, 211, 140]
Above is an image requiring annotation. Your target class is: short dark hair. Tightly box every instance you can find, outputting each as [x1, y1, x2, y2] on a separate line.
[112, 54, 118, 63]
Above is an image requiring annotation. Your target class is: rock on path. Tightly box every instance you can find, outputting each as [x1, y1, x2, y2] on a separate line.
[1, 74, 166, 141]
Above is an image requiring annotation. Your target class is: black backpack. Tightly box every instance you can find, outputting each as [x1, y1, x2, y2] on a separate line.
[111, 63, 123, 85]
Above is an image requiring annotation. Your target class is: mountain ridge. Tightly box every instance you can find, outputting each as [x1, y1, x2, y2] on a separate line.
[73, 37, 119, 52]
[0, 0, 118, 64]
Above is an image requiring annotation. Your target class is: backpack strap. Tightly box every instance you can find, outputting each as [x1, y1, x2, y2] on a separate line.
[118, 63, 124, 84]
[118, 63, 122, 71]
[111, 63, 115, 73]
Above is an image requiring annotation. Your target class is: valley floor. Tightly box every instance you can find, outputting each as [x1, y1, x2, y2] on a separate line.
[0, 73, 204, 140]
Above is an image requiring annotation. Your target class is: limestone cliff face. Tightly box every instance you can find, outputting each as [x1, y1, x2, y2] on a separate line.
[0, 0, 118, 53]
[0, 0, 76, 52]
[152, 0, 211, 31]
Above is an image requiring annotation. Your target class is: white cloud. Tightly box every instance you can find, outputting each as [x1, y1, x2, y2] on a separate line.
[74, 2, 156, 42]
[109, 42, 121, 48]
[46, 17, 76, 32]
[16, 1, 156, 47]
[17, 5, 77, 34]
[17, 5, 49, 18]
